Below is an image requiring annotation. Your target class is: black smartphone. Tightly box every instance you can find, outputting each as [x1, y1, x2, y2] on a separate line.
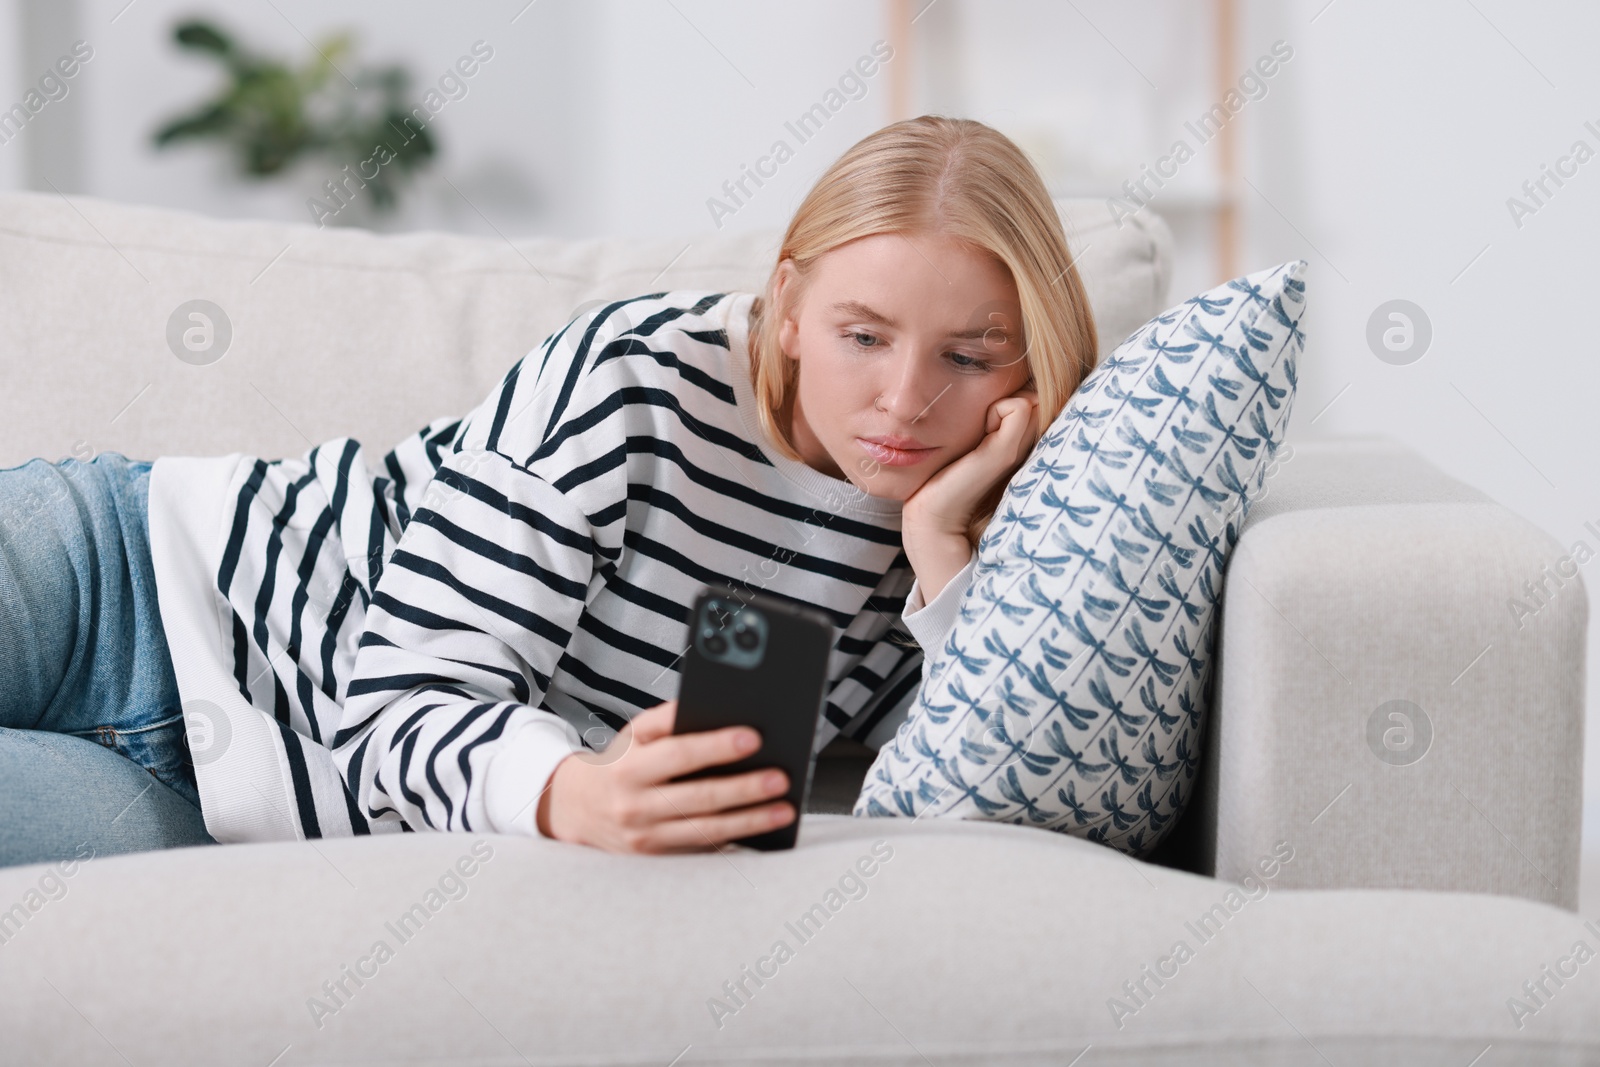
[669, 585, 835, 850]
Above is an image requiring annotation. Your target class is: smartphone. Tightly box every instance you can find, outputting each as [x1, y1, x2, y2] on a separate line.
[669, 585, 835, 850]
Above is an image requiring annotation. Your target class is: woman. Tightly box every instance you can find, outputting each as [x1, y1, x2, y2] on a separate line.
[0, 115, 1096, 865]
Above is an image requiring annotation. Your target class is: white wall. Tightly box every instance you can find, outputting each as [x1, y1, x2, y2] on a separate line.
[8, 0, 894, 239]
[1238, 0, 1600, 866]
[0, 0, 20, 189]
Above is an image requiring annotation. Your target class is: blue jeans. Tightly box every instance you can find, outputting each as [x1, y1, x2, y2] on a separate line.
[0, 452, 217, 869]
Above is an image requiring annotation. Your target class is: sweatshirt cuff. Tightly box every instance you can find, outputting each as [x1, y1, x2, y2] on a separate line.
[901, 547, 978, 653]
[484, 714, 586, 838]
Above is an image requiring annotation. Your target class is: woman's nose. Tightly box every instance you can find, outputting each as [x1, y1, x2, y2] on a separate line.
[876, 364, 950, 424]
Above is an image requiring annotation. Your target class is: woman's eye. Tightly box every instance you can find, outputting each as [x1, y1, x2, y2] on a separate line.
[845, 331, 989, 372]
[948, 352, 992, 372]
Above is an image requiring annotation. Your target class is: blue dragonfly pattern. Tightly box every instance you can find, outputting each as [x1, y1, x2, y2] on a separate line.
[1168, 419, 1215, 456]
[1143, 364, 1200, 417]
[855, 260, 1308, 858]
[1030, 456, 1081, 482]
[1143, 675, 1182, 733]
[1020, 571, 1074, 628]
[1102, 378, 1166, 419]
[1140, 332, 1199, 363]
[1038, 482, 1101, 527]
[997, 500, 1046, 533]
[1104, 556, 1170, 622]
[1131, 504, 1198, 571]
[1200, 392, 1262, 459]
[1044, 720, 1111, 776]
[1224, 274, 1274, 310]
[1045, 403, 1114, 444]
[1076, 428, 1137, 471]
[1265, 291, 1307, 353]
[1230, 340, 1289, 410]
[1036, 634, 1075, 672]
[1020, 661, 1100, 730]
[1117, 418, 1169, 469]
[1101, 348, 1156, 374]
[1056, 780, 1092, 825]
[1208, 369, 1245, 401]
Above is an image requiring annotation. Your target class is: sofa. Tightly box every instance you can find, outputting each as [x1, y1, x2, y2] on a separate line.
[0, 189, 1593, 1064]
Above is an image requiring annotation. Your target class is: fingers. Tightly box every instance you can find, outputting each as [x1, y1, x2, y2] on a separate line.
[574, 701, 664, 769]
[988, 396, 1040, 467]
[637, 731, 764, 799]
[1022, 394, 1041, 445]
[1004, 395, 1039, 438]
[622, 706, 762, 788]
[635, 794, 796, 853]
[988, 393, 1035, 425]
[624, 709, 791, 835]
[598, 747, 794, 853]
[982, 395, 1036, 445]
[1001, 394, 1037, 419]
[566, 704, 795, 852]
[625, 699, 676, 745]
[647, 764, 789, 823]
[1017, 398, 1041, 461]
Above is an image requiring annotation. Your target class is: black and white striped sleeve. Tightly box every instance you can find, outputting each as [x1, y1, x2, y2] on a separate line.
[331, 302, 636, 837]
[843, 548, 978, 752]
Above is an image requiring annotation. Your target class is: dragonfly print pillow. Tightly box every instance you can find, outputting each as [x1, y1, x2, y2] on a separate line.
[854, 259, 1309, 858]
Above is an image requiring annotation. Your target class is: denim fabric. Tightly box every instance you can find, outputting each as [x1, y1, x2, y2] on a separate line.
[0, 452, 216, 868]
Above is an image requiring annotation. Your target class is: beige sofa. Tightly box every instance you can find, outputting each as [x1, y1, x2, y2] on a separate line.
[0, 190, 1592, 1064]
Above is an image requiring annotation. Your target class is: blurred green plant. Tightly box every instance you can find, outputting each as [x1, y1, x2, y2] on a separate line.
[151, 18, 435, 214]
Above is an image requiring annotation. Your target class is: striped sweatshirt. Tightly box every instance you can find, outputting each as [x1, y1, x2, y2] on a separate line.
[145, 290, 977, 843]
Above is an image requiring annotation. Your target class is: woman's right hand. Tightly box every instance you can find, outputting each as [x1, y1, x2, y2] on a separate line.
[535, 699, 795, 853]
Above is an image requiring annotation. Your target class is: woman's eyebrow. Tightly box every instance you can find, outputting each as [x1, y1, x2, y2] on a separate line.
[828, 299, 1010, 340]
[830, 299, 897, 326]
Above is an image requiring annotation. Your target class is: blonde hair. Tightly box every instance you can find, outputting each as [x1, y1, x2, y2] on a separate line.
[747, 114, 1098, 548]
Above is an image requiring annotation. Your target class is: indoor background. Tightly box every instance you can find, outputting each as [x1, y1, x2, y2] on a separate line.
[2, 0, 1594, 902]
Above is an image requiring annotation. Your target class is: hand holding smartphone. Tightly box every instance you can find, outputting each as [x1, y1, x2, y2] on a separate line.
[668, 586, 835, 850]
[535, 586, 832, 853]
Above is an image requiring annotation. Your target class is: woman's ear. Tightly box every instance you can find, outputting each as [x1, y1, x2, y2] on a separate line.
[778, 314, 799, 362]
[772, 261, 802, 361]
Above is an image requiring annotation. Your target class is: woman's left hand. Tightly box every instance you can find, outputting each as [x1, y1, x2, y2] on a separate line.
[903, 388, 1040, 538]
[899, 387, 1039, 602]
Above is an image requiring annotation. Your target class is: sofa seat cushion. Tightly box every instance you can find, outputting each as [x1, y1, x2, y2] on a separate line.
[0, 815, 1593, 1065]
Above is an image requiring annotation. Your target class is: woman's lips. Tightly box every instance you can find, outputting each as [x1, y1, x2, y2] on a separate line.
[857, 437, 935, 466]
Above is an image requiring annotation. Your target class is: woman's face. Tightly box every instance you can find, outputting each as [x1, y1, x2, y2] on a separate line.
[775, 231, 1032, 502]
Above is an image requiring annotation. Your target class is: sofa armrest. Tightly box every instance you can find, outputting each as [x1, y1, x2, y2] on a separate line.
[1155, 435, 1586, 909]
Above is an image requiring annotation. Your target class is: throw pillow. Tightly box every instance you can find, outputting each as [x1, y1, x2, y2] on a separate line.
[853, 259, 1309, 858]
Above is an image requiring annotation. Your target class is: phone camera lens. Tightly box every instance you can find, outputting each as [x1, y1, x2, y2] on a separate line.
[704, 632, 728, 655]
[733, 623, 759, 650]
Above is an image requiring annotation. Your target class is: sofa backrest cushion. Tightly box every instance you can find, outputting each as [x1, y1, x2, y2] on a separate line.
[0, 191, 1171, 465]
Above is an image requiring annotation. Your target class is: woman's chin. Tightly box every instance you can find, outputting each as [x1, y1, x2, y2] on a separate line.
[810, 440, 931, 502]
[843, 465, 922, 502]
